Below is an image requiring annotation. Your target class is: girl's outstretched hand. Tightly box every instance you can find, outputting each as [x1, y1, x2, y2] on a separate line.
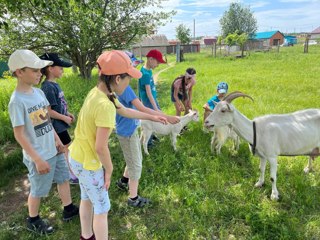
[166, 115, 180, 124]
[152, 116, 168, 124]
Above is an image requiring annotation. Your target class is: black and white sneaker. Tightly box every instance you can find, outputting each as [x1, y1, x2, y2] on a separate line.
[26, 217, 54, 235]
[63, 205, 79, 221]
[127, 196, 151, 208]
[116, 178, 128, 191]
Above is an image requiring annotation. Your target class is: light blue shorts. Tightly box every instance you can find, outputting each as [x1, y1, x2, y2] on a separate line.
[23, 154, 69, 198]
[69, 157, 110, 214]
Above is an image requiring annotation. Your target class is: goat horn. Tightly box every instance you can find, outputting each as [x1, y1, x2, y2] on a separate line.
[223, 91, 254, 103]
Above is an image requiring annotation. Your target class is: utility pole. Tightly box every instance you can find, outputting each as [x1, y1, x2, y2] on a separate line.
[192, 19, 195, 53]
[193, 19, 195, 41]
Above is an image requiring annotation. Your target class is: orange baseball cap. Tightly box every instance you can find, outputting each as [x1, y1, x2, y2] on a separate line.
[97, 50, 142, 79]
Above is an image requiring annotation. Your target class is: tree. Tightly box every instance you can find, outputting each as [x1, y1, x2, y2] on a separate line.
[237, 32, 248, 57]
[223, 31, 248, 57]
[0, 0, 174, 79]
[219, 2, 257, 38]
[175, 24, 192, 44]
[224, 32, 238, 55]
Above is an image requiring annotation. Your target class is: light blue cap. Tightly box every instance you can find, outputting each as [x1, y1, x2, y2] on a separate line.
[217, 82, 228, 93]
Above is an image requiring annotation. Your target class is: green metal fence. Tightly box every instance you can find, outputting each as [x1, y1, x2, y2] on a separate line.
[0, 61, 9, 78]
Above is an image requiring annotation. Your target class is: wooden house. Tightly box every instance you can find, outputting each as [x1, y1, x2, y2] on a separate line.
[253, 31, 285, 47]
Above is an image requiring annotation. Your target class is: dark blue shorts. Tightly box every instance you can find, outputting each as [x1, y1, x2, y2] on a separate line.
[57, 130, 71, 145]
[171, 85, 183, 102]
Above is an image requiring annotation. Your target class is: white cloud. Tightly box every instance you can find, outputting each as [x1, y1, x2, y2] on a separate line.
[255, 4, 320, 32]
[161, 0, 182, 9]
[157, 0, 320, 39]
[249, 1, 270, 8]
[182, 0, 233, 8]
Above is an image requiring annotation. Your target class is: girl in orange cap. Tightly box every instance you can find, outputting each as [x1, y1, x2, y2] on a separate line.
[69, 50, 167, 240]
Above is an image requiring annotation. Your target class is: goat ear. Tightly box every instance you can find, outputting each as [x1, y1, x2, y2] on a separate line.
[226, 103, 232, 112]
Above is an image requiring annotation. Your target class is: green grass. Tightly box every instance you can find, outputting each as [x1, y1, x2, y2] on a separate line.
[0, 45, 320, 239]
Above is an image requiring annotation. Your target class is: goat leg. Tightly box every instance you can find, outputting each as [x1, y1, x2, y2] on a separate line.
[171, 133, 178, 151]
[269, 157, 279, 200]
[254, 157, 267, 188]
[304, 156, 314, 173]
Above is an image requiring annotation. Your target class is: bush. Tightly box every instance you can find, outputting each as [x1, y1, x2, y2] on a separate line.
[0, 111, 14, 144]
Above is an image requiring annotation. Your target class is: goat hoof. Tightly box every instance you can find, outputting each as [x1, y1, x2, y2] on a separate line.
[303, 167, 312, 173]
[270, 193, 279, 201]
[254, 181, 264, 188]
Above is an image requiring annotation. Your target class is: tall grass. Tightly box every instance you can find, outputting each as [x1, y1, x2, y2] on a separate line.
[0, 45, 320, 239]
[0, 77, 16, 144]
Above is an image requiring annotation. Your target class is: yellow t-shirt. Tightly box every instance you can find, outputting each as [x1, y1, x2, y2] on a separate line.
[69, 87, 117, 170]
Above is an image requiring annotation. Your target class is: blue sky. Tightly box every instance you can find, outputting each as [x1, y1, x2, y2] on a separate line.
[155, 0, 320, 39]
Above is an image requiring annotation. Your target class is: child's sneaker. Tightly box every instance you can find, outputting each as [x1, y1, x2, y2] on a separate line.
[26, 217, 54, 235]
[80, 234, 96, 240]
[63, 205, 79, 221]
[69, 177, 79, 185]
[116, 178, 128, 191]
[127, 196, 151, 208]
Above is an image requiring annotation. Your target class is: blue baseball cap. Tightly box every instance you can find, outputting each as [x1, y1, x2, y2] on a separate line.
[217, 82, 228, 94]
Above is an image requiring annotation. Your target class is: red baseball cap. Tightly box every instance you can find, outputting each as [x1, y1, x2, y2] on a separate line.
[146, 49, 166, 63]
[97, 50, 142, 79]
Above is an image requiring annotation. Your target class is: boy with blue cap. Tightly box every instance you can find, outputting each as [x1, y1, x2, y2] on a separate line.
[203, 82, 229, 122]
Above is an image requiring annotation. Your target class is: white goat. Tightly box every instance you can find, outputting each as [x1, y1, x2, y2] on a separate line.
[204, 91, 320, 200]
[140, 110, 199, 155]
[204, 107, 240, 154]
[210, 125, 240, 154]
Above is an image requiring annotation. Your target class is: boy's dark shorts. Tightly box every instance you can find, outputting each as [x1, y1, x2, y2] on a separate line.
[57, 130, 72, 145]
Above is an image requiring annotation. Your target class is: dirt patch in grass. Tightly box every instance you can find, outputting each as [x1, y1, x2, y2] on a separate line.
[0, 175, 29, 222]
[1, 142, 20, 156]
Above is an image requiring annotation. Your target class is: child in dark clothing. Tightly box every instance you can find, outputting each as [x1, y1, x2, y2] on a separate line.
[40, 53, 78, 184]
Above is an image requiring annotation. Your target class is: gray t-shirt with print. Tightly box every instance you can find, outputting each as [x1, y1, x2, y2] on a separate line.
[8, 87, 57, 162]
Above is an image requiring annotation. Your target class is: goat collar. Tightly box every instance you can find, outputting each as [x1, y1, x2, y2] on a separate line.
[250, 121, 257, 155]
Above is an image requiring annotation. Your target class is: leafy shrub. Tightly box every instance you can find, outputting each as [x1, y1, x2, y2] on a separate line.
[0, 111, 14, 144]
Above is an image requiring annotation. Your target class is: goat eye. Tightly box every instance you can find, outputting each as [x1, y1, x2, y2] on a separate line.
[221, 109, 225, 113]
